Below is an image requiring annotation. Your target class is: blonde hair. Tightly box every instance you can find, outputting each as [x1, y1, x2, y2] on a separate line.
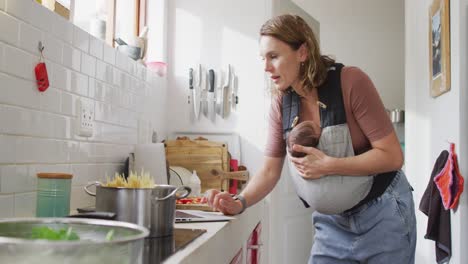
[260, 14, 335, 93]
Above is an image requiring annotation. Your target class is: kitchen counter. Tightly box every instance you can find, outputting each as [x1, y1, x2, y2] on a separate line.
[163, 201, 265, 264]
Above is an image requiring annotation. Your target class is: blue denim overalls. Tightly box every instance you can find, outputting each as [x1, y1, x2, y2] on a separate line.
[282, 64, 416, 263]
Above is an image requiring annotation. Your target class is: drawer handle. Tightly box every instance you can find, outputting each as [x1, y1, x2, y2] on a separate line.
[247, 243, 263, 249]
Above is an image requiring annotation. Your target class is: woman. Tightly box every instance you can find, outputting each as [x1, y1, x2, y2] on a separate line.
[203, 14, 416, 263]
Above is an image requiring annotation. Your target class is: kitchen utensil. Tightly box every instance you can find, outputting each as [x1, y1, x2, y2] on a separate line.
[221, 65, 232, 118]
[210, 169, 249, 191]
[192, 65, 202, 120]
[84, 183, 190, 237]
[36, 173, 73, 217]
[201, 71, 208, 118]
[0, 217, 149, 264]
[390, 109, 405, 123]
[134, 143, 168, 185]
[188, 67, 194, 108]
[231, 74, 238, 111]
[146, 62, 167, 77]
[151, 185, 192, 237]
[117, 45, 142, 61]
[215, 70, 223, 116]
[208, 69, 216, 122]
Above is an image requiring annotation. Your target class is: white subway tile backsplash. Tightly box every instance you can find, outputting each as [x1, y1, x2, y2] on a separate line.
[42, 33, 63, 64]
[73, 26, 89, 53]
[52, 14, 73, 44]
[0, 105, 32, 135]
[14, 192, 36, 217]
[113, 68, 123, 87]
[0, 73, 39, 109]
[0, 2, 164, 217]
[111, 86, 121, 107]
[30, 1, 53, 33]
[81, 53, 96, 77]
[60, 91, 76, 116]
[70, 164, 90, 186]
[0, 11, 19, 45]
[115, 50, 130, 72]
[96, 60, 113, 84]
[18, 22, 41, 55]
[4, 45, 35, 80]
[89, 36, 103, 60]
[0, 135, 17, 164]
[62, 44, 81, 71]
[103, 44, 116, 65]
[69, 71, 88, 96]
[94, 81, 108, 102]
[94, 101, 110, 123]
[0, 195, 14, 217]
[99, 123, 137, 144]
[39, 87, 61, 113]
[67, 141, 81, 163]
[70, 186, 94, 211]
[0, 42, 4, 72]
[0, 165, 34, 193]
[88, 78, 96, 98]
[0, 106, 68, 139]
[5, 0, 31, 24]
[49, 61, 70, 91]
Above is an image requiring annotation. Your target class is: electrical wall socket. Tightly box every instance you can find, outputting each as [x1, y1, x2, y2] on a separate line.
[76, 99, 94, 137]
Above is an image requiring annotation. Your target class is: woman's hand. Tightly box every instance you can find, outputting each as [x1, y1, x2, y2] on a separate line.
[201, 189, 243, 215]
[289, 144, 334, 179]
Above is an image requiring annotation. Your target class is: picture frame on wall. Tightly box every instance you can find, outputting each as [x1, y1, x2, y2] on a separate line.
[429, 0, 451, 98]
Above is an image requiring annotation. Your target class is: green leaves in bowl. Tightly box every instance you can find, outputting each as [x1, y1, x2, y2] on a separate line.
[30, 226, 80, 241]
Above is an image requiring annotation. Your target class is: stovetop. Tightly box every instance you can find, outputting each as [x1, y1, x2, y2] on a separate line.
[143, 228, 206, 264]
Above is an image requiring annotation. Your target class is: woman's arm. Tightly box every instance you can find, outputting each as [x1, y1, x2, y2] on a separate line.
[204, 156, 284, 215]
[290, 131, 403, 179]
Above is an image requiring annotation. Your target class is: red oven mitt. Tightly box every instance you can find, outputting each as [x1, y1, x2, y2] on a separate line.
[434, 143, 464, 210]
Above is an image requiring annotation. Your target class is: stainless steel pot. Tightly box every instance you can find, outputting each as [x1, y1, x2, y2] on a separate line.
[84, 183, 190, 237]
[0, 217, 149, 264]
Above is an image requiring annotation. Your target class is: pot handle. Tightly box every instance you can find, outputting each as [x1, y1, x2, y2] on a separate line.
[84, 181, 101, 196]
[154, 186, 191, 201]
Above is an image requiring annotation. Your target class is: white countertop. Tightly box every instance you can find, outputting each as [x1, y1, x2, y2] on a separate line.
[163, 201, 265, 264]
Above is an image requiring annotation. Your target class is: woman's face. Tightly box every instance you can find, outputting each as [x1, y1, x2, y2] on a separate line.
[259, 35, 305, 91]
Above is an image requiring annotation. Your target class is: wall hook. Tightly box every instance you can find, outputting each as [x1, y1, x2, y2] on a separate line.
[38, 41, 45, 53]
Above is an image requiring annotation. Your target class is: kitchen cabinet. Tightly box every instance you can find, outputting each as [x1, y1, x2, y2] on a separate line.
[166, 201, 266, 264]
[228, 221, 262, 264]
[246, 222, 262, 264]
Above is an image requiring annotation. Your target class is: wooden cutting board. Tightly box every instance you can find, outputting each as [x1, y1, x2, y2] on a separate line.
[165, 139, 230, 193]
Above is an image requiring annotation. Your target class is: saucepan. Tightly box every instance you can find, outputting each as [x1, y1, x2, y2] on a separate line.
[84, 183, 190, 237]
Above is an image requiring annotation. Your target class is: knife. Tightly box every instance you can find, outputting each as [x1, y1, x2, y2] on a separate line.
[231, 73, 238, 111]
[222, 65, 231, 118]
[215, 70, 222, 116]
[193, 64, 202, 120]
[202, 70, 209, 118]
[188, 68, 193, 105]
[208, 69, 216, 122]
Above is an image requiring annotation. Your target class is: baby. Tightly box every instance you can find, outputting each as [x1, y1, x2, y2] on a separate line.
[287, 120, 321, 158]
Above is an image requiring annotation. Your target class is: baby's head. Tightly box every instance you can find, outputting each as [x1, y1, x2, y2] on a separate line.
[287, 120, 321, 158]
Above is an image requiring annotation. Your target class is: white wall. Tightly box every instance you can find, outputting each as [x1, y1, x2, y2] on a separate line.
[406, 0, 468, 263]
[293, 0, 405, 110]
[0, 0, 166, 217]
[165, 0, 271, 261]
[165, 0, 271, 176]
